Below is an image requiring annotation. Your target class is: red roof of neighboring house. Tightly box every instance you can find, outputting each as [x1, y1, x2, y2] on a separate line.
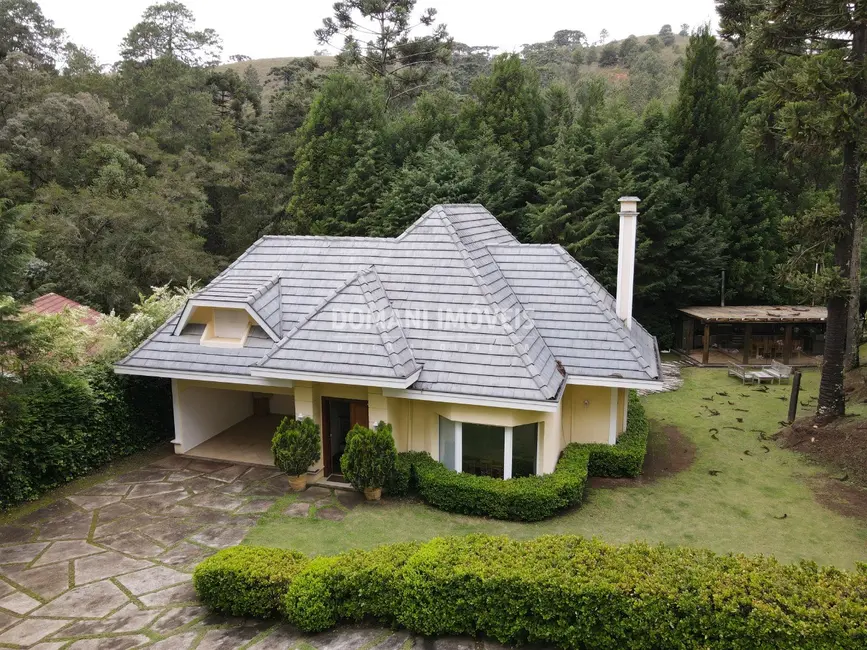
[23, 293, 102, 326]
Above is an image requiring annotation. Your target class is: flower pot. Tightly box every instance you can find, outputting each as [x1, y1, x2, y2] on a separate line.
[363, 487, 382, 501]
[288, 474, 307, 492]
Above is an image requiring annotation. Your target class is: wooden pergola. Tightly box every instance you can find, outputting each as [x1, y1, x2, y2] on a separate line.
[678, 306, 828, 366]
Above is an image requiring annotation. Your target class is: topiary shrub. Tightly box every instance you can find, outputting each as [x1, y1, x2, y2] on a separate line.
[580, 391, 649, 478]
[341, 422, 397, 492]
[397, 444, 590, 521]
[193, 546, 307, 619]
[195, 536, 867, 649]
[271, 416, 321, 477]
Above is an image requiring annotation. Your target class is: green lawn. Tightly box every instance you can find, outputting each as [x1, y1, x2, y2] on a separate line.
[245, 368, 867, 569]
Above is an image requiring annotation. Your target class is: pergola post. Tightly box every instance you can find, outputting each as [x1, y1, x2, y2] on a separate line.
[743, 324, 752, 364]
[702, 322, 710, 365]
[783, 324, 793, 364]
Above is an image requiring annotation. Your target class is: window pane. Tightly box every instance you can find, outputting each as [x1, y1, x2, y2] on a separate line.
[438, 416, 455, 471]
[462, 423, 505, 478]
[513, 423, 538, 477]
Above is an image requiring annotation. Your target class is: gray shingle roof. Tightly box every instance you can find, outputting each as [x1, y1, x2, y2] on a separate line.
[117, 204, 660, 401]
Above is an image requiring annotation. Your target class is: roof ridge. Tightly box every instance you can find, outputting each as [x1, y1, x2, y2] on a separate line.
[356, 267, 419, 379]
[553, 245, 651, 372]
[253, 267, 371, 367]
[437, 206, 561, 399]
[245, 274, 281, 305]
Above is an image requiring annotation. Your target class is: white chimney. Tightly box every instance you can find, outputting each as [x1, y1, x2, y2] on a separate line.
[616, 196, 640, 330]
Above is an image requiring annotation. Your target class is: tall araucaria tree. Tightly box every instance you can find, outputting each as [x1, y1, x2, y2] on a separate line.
[314, 0, 451, 104]
[716, 0, 867, 418]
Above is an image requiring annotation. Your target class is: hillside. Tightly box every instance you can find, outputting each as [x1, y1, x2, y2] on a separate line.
[218, 32, 688, 106]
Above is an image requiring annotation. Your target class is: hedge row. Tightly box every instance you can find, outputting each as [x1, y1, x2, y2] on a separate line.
[194, 535, 867, 649]
[0, 364, 173, 509]
[582, 390, 649, 477]
[385, 392, 649, 520]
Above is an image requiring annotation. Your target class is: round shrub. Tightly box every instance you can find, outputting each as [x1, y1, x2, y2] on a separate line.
[341, 422, 397, 491]
[271, 416, 321, 477]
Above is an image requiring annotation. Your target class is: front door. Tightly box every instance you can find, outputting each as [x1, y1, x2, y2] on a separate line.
[321, 397, 369, 478]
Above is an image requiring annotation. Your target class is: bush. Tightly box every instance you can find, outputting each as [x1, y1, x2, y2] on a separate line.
[193, 546, 307, 619]
[397, 444, 590, 522]
[341, 422, 397, 491]
[0, 364, 172, 510]
[195, 536, 867, 649]
[271, 416, 321, 477]
[581, 391, 649, 477]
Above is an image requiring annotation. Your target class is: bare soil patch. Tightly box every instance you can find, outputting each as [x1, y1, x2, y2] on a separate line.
[589, 422, 696, 489]
[777, 415, 867, 519]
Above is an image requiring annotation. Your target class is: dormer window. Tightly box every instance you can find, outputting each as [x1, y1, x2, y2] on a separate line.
[201, 308, 252, 348]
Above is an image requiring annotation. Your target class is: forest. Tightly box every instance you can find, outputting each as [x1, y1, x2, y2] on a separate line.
[0, 0, 864, 419]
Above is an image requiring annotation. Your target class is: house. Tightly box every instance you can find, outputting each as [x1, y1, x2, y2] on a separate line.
[23, 293, 102, 326]
[114, 198, 661, 482]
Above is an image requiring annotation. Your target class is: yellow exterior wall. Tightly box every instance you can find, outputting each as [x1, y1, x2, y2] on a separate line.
[173, 377, 627, 477]
[561, 384, 618, 445]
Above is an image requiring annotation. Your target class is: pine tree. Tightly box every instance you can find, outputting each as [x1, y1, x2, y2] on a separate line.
[668, 26, 779, 304]
[460, 54, 547, 170]
[527, 122, 619, 284]
[286, 74, 391, 236]
[374, 136, 475, 236]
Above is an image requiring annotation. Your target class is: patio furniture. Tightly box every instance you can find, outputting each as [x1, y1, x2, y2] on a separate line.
[768, 360, 793, 383]
[728, 363, 782, 385]
[728, 363, 753, 384]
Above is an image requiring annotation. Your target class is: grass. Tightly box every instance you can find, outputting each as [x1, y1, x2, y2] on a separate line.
[244, 368, 867, 569]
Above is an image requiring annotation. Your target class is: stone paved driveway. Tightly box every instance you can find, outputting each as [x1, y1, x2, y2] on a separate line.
[0, 455, 522, 649]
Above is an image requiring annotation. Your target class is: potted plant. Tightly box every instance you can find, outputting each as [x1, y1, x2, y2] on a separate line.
[341, 422, 397, 501]
[271, 416, 321, 491]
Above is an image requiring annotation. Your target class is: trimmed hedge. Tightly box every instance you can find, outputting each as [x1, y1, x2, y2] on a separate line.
[0, 364, 173, 510]
[581, 390, 649, 478]
[194, 535, 867, 649]
[193, 546, 307, 619]
[385, 393, 649, 520]
[405, 445, 590, 521]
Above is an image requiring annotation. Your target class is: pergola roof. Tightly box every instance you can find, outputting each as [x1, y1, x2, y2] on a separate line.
[679, 305, 827, 323]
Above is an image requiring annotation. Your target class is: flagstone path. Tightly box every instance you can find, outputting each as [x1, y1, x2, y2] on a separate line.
[0, 455, 519, 649]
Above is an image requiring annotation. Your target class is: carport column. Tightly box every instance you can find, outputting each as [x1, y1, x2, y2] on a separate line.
[503, 426, 513, 479]
[454, 422, 462, 473]
[783, 324, 793, 364]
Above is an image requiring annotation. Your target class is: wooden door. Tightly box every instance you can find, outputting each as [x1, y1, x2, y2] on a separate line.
[349, 401, 369, 429]
[322, 398, 369, 477]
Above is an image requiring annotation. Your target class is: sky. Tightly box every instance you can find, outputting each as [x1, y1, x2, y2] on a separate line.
[39, 0, 719, 66]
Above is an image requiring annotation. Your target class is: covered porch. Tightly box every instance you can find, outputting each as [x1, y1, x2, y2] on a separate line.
[675, 306, 827, 367]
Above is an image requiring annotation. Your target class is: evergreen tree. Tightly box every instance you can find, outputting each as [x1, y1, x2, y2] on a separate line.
[374, 135, 475, 236]
[527, 121, 620, 283]
[286, 74, 391, 236]
[460, 54, 546, 170]
[668, 26, 779, 304]
[717, 0, 867, 417]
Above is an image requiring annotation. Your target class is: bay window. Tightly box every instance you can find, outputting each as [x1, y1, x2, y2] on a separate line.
[438, 416, 538, 479]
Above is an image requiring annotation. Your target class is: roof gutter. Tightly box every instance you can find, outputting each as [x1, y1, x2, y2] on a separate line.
[566, 375, 664, 390]
[381, 386, 561, 413]
[113, 365, 294, 387]
[249, 366, 423, 390]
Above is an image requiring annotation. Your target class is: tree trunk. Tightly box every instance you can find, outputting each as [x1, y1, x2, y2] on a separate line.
[818, 138, 860, 420]
[818, 19, 867, 420]
[844, 218, 862, 371]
